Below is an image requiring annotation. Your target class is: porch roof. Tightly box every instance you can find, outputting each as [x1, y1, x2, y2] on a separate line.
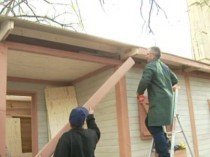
[1, 15, 210, 83]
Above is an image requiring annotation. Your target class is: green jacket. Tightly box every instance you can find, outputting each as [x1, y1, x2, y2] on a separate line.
[137, 59, 178, 126]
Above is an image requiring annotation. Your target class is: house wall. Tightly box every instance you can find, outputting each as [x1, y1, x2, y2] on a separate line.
[190, 77, 210, 157]
[7, 81, 50, 150]
[74, 68, 120, 157]
[125, 67, 197, 157]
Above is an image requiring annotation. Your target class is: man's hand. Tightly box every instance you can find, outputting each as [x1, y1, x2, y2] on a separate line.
[172, 84, 180, 91]
[138, 94, 145, 104]
[88, 107, 94, 114]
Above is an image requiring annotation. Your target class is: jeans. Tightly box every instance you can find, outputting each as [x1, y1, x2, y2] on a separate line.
[145, 116, 170, 157]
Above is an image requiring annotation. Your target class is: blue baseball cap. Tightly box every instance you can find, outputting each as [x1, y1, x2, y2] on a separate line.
[69, 107, 89, 127]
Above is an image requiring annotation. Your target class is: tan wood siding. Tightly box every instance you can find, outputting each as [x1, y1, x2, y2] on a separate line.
[189, 77, 210, 157]
[74, 68, 120, 157]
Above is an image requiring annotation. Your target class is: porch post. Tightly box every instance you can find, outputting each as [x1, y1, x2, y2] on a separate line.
[184, 73, 199, 157]
[115, 76, 131, 157]
[0, 44, 8, 157]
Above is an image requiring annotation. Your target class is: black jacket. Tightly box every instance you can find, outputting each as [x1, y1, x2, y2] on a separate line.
[53, 114, 100, 157]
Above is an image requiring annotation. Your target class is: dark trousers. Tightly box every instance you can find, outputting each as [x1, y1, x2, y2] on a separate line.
[145, 116, 170, 157]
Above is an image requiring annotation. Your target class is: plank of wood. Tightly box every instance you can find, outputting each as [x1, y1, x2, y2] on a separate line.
[6, 41, 122, 65]
[12, 26, 120, 53]
[83, 57, 135, 109]
[45, 86, 77, 139]
[22, 153, 32, 157]
[6, 118, 22, 157]
[0, 20, 14, 41]
[35, 57, 135, 157]
[184, 73, 199, 157]
[115, 76, 131, 157]
[0, 44, 7, 157]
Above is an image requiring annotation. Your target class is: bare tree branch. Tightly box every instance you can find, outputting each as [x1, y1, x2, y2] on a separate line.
[139, 0, 168, 34]
[140, 0, 146, 32]
[0, 0, 83, 31]
[0, 0, 12, 14]
[97, 0, 167, 34]
[24, 1, 40, 22]
[13, 14, 76, 30]
[203, 0, 210, 8]
[6, 0, 15, 15]
[148, 0, 154, 34]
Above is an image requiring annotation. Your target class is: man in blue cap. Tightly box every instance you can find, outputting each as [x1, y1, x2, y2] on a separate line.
[54, 106, 100, 157]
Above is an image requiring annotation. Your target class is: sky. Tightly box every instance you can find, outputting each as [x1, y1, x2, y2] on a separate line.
[77, 0, 192, 58]
[0, 0, 192, 58]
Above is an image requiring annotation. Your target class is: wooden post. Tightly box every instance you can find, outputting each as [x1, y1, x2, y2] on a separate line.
[0, 44, 7, 157]
[115, 76, 131, 157]
[184, 73, 199, 157]
[35, 57, 135, 157]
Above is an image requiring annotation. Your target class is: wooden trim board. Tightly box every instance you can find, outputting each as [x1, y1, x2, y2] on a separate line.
[115, 76, 131, 157]
[35, 57, 135, 157]
[184, 73, 199, 157]
[0, 44, 7, 157]
[5, 41, 122, 66]
[0, 20, 14, 41]
[7, 91, 38, 156]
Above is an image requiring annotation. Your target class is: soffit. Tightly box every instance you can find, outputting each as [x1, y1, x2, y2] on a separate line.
[8, 49, 105, 82]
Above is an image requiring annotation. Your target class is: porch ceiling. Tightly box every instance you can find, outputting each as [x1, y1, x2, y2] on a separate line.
[8, 49, 105, 82]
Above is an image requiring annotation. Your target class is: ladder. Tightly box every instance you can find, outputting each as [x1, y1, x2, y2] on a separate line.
[148, 89, 195, 157]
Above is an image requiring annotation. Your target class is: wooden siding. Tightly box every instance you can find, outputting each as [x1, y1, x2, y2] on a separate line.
[126, 67, 194, 157]
[74, 68, 120, 157]
[7, 81, 52, 150]
[189, 77, 210, 157]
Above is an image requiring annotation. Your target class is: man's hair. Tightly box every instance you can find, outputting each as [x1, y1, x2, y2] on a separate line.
[149, 46, 161, 59]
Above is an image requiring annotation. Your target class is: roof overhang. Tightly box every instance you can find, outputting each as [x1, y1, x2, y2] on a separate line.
[1, 15, 210, 84]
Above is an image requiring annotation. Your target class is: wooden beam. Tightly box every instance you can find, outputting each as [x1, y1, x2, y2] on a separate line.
[12, 26, 120, 53]
[184, 67, 198, 72]
[184, 73, 199, 157]
[7, 76, 71, 86]
[0, 44, 7, 157]
[189, 71, 210, 80]
[120, 48, 138, 60]
[83, 57, 135, 109]
[5, 41, 122, 65]
[115, 76, 131, 157]
[35, 57, 135, 157]
[0, 20, 14, 41]
[132, 48, 210, 73]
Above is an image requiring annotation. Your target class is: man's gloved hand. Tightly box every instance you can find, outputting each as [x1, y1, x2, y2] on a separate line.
[172, 84, 180, 91]
[138, 94, 145, 104]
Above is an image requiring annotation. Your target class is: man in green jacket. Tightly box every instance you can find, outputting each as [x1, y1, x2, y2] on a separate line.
[137, 46, 178, 157]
